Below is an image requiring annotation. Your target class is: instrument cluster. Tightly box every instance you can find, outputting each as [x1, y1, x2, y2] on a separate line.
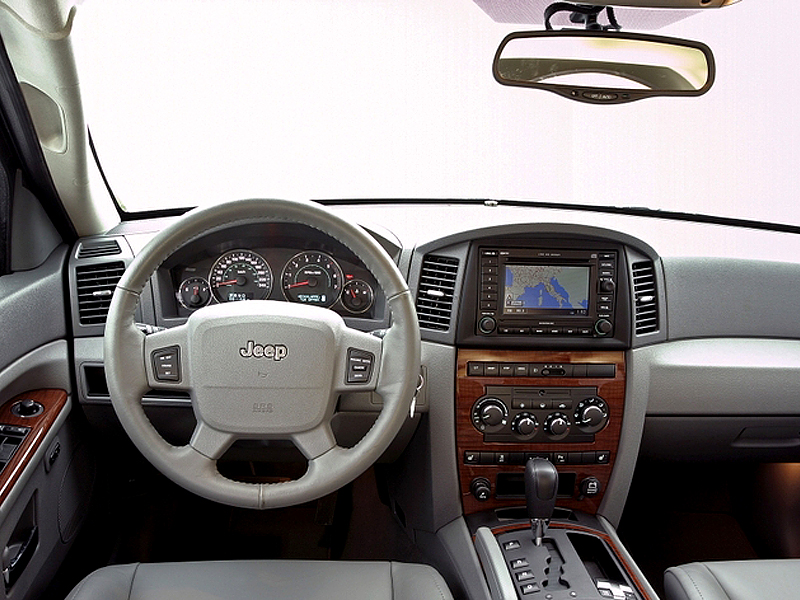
[170, 242, 379, 320]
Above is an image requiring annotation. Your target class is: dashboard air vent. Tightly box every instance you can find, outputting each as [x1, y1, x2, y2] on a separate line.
[77, 239, 121, 259]
[416, 255, 459, 331]
[632, 261, 659, 335]
[76, 262, 125, 325]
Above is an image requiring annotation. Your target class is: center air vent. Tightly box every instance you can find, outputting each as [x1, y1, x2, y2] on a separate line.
[76, 262, 125, 325]
[416, 255, 459, 331]
[632, 261, 659, 335]
[77, 239, 121, 259]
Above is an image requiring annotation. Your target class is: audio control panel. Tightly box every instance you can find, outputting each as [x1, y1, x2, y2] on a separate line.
[471, 386, 609, 443]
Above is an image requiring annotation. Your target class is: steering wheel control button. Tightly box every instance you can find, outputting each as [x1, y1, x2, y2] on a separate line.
[11, 400, 44, 418]
[152, 346, 181, 382]
[346, 349, 374, 384]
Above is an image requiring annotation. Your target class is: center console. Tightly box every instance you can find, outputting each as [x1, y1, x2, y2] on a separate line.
[450, 238, 651, 599]
[457, 349, 625, 516]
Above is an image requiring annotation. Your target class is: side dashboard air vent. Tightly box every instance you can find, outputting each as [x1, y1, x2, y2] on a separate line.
[632, 261, 659, 335]
[77, 239, 121, 259]
[76, 262, 126, 325]
[416, 255, 459, 331]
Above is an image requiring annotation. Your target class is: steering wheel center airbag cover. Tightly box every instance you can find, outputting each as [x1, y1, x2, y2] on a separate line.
[188, 300, 339, 435]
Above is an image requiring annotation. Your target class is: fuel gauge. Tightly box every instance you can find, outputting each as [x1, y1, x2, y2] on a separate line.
[178, 276, 212, 309]
[341, 279, 374, 314]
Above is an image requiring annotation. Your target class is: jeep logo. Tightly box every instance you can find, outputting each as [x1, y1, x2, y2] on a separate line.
[239, 341, 288, 360]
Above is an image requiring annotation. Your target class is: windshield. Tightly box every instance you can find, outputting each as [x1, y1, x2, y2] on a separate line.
[73, 0, 800, 227]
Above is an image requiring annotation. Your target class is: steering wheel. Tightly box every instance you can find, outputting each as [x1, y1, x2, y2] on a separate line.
[104, 198, 420, 509]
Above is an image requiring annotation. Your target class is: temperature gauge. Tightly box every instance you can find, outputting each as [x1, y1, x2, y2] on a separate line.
[341, 279, 374, 314]
[177, 276, 212, 309]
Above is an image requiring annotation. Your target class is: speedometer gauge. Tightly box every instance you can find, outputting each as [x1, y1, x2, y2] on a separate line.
[209, 250, 273, 303]
[281, 251, 343, 308]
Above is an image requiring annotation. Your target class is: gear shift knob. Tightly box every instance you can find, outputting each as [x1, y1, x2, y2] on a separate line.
[525, 458, 558, 545]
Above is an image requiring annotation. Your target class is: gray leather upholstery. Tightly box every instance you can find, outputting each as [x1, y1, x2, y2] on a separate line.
[665, 560, 800, 600]
[66, 560, 453, 600]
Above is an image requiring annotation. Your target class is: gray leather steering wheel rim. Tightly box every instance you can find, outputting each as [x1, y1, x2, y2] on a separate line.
[104, 198, 420, 509]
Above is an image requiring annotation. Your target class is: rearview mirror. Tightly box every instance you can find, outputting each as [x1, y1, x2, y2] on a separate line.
[493, 31, 715, 104]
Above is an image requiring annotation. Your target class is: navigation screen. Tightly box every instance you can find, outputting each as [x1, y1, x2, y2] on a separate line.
[503, 265, 590, 315]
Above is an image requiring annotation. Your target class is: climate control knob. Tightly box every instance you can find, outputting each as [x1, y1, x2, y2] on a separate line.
[544, 412, 571, 440]
[471, 397, 509, 433]
[512, 413, 538, 438]
[481, 404, 504, 427]
[574, 397, 609, 433]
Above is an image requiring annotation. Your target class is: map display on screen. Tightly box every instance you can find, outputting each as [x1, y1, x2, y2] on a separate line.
[503, 265, 590, 314]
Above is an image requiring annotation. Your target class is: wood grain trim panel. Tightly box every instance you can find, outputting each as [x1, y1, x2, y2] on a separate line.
[0, 389, 67, 506]
[485, 521, 653, 600]
[457, 349, 625, 516]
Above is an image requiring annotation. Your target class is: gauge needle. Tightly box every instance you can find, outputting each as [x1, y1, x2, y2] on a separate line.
[215, 279, 239, 287]
[287, 281, 310, 289]
[350, 289, 357, 298]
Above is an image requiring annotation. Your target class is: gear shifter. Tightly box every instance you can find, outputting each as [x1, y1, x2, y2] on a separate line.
[525, 457, 559, 546]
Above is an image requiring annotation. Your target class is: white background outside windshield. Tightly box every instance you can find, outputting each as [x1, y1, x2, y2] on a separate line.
[73, 0, 800, 226]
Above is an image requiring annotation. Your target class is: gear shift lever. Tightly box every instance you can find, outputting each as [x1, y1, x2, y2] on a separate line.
[525, 458, 559, 546]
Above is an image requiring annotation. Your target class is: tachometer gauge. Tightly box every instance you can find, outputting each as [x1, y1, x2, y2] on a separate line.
[209, 250, 273, 303]
[281, 251, 343, 308]
[177, 276, 212, 309]
[341, 279, 374, 314]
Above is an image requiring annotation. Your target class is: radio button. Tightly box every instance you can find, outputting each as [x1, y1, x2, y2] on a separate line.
[564, 327, 577, 335]
[598, 303, 612, 312]
[548, 327, 562, 335]
[482, 266, 498, 275]
[532, 328, 546, 335]
[579, 328, 592, 336]
[598, 294, 613, 303]
[480, 302, 497, 311]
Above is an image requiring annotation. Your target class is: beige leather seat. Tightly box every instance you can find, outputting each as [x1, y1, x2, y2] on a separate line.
[66, 560, 454, 600]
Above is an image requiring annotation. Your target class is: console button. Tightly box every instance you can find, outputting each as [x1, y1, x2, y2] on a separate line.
[467, 362, 484, 376]
[553, 452, 567, 465]
[503, 540, 521, 551]
[579, 328, 592, 336]
[526, 452, 551, 462]
[500, 364, 515, 376]
[514, 364, 529, 376]
[510, 558, 529, 570]
[568, 452, 582, 465]
[582, 451, 597, 464]
[587, 364, 616, 378]
[596, 451, 610, 464]
[464, 451, 480, 464]
[479, 452, 495, 465]
[515, 570, 535, 582]
[572, 364, 587, 377]
[484, 363, 499, 376]
[520, 582, 540, 595]
[495, 452, 510, 465]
